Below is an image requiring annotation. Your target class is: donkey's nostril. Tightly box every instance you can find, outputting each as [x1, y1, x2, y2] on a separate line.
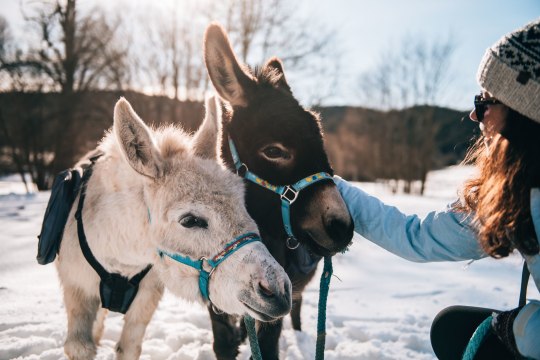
[326, 216, 354, 247]
[258, 281, 275, 298]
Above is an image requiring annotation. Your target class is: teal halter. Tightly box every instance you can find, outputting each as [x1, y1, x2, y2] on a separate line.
[228, 137, 332, 249]
[158, 232, 260, 302]
[228, 137, 334, 359]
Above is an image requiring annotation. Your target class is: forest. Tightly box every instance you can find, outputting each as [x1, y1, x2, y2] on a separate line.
[0, 0, 477, 194]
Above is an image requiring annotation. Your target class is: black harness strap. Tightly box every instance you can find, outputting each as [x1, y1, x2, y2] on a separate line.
[74, 156, 152, 313]
[75, 164, 108, 280]
[519, 262, 530, 307]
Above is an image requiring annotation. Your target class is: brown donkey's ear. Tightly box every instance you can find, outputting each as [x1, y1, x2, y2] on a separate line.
[264, 57, 292, 94]
[204, 23, 255, 107]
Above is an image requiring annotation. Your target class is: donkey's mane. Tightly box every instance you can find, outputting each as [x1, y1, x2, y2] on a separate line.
[155, 126, 192, 158]
[252, 66, 284, 89]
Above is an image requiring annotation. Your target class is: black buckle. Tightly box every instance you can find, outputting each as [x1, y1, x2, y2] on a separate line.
[237, 163, 248, 178]
[281, 186, 299, 204]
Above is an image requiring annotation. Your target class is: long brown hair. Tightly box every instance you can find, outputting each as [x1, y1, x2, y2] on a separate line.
[458, 109, 540, 258]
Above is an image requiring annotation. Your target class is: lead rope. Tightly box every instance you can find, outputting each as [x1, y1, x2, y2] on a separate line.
[461, 316, 493, 360]
[244, 256, 333, 360]
[244, 315, 263, 360]
[462, 262, 530, 360]
[315, 256, 333, 360]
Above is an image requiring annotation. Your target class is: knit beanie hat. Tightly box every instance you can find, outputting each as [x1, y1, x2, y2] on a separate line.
[477, 18, 540, 122]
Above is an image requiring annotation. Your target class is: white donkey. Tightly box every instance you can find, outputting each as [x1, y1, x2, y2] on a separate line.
[56, 97, 291, 359]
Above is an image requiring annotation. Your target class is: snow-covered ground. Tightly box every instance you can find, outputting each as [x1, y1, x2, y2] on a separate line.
[0, 166, 537, 360]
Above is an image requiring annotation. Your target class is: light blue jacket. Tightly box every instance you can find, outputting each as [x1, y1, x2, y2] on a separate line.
[335, 177, 540, 359]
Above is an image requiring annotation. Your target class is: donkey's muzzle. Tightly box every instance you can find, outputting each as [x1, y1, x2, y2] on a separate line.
[325, 214, 354, 252]
[245, 275, 292, 322]
[300, 181, 354, 255]
[258, 280, 291, 312]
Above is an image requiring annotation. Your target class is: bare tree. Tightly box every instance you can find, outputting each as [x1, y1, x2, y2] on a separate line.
[21, 0, 128, 94]
[0, 16, 9, 62]
[1, 0, 342, 188]
[204, 0, 341, 105]
[358, 34, 456, 110]
[0, 15, 12, 89]
[0, 16, 43, 190]
[206, 0, 334, 64]
[356, 34, 456, 194]
[129, 0, 340, 106]
[0, 106, 29, 192]
[23, 0, 129, 177]
[130, 2, 208, 102]
[0, 15, 46, 92]
[0, 1, 129, 188]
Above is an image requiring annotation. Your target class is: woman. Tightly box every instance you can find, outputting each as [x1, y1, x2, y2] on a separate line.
[335, 19, 540, 359]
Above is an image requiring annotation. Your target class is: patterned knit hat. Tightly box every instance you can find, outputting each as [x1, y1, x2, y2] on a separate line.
[477, 18, 540, 122]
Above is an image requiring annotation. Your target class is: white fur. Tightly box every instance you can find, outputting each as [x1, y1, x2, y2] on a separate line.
[56, 97, 291, 360]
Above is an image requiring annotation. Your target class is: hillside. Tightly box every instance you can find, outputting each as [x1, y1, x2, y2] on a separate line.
[1, 91, 480, 189]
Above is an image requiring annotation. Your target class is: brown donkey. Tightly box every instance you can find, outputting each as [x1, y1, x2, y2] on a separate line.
[203, 24, 354, 359]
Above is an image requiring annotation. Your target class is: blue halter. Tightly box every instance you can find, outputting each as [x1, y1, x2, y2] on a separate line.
[158, 232, 260, 302]
[228, 137, 334, 359]
[228, 137, 332, 249]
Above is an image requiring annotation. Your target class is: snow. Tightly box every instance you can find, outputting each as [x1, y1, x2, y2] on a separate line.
[0, 166, 538, 360]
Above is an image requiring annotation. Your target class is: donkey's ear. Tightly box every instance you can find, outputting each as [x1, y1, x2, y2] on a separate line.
[204, 23, 255, 107]
[264, 57, 292, 94]
[113, 98, 163, 179]
[192, 95, 221, 160]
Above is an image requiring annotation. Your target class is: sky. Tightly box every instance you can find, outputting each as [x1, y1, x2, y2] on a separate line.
[1, 0, 539, 110]
[309, 0, 540, 109]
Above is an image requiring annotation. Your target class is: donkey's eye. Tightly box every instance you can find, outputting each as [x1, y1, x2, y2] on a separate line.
[179, 214, 208, 229]
[262, 146, 290, 160]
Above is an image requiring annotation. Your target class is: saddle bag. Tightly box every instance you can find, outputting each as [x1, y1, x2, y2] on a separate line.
[98, 265, 152, 314]
[99, 273, 140, 314]
[36, 168, 82, 265]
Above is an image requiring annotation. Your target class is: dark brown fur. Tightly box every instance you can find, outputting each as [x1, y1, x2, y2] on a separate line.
[204, 24, 353, 359]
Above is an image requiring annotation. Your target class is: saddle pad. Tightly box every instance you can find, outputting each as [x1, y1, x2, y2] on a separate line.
[36, 168, 82, 265]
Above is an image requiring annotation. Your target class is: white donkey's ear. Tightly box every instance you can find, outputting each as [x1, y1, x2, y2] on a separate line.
[114, 97, 163, 179]
[192, 95, 222, 160]
[204, 23, 255, 107]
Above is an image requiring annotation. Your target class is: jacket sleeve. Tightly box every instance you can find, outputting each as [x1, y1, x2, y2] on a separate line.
[513, 300, 540, 359]
[334, 176, 486, 262]
[334, 177, 540, 358]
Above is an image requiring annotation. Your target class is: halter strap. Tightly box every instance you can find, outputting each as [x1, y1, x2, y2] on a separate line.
[228, 136, 332, 245]
[158, 232, 261, 301]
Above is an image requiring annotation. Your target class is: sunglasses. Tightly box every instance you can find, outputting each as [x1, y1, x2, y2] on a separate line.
[474, 94, 501, 122]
